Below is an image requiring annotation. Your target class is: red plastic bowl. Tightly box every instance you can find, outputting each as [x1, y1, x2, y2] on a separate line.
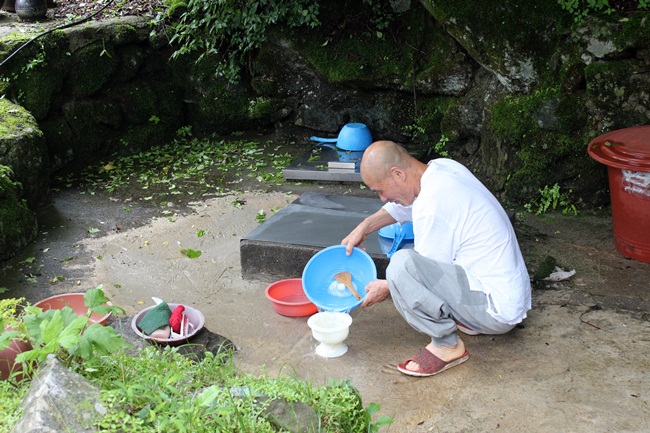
[34, 293, 112, 325]
[265, 278, 318, 317]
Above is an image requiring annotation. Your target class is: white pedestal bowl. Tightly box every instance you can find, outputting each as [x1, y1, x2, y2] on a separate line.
[307, 311, 353, 358]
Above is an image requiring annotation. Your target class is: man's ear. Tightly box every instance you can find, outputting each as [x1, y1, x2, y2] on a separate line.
[390, 166, 405, 182]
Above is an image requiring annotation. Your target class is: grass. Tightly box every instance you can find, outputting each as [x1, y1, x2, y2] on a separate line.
[1, 344, 388, 432]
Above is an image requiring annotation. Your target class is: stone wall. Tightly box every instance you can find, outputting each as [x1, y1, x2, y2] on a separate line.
[0, 2, 649, 260]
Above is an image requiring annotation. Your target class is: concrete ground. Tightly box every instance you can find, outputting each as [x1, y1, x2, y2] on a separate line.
[2, 183, 650, 433]
[2, 9, 648, 432]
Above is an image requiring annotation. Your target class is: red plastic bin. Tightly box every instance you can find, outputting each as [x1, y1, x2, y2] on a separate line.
[588, 125, 650, 263]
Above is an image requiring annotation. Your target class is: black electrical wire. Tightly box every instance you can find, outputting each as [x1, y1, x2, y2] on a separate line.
[0, 0, 117, 69]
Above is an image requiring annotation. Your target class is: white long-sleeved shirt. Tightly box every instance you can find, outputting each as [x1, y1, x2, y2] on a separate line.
[384, 159, 531, 325]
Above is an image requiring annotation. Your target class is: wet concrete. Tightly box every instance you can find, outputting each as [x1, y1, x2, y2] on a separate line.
[2, 181, 650, 432]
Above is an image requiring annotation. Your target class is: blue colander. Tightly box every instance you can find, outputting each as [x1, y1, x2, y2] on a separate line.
[302, 245, 377, 312]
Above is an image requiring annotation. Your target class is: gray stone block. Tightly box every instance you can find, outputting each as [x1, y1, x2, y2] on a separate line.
[11, 355, 105, 433]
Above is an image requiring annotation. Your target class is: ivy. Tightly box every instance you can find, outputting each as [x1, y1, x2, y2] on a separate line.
[168, 0, 320, 83]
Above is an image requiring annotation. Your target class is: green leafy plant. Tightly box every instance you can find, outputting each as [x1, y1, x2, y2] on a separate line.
[168, 0, 320, 83]
[524, 183, 578, 215]
[557, 0, 649, 24]
[0, 287, 127, 372]
[433, 134, 450, 158]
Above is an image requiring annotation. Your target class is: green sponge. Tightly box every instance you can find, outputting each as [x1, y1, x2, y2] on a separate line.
[138, 302, 172, 335]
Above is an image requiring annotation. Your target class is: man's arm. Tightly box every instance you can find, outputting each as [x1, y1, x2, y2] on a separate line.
[341, 208, 396, 255]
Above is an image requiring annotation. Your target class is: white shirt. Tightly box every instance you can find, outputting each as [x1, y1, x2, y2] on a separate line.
[383, 159, 531, 325]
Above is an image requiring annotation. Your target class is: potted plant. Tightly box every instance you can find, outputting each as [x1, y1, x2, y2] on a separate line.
[0, 297, 32, 381]
[0, 286, 128, 381]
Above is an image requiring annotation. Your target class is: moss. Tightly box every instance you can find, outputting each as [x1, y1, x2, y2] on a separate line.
[585, 58, 650, 129]
[294, 5, 426, 88]
[614, 11, 650, 50]
[421, 0, 571, 90]
[0, 166, 38, 261]
[246, 96, 285, 121]
[533, 255, 557, 283]
[68, 41, 119, 98]
[1, 32, 69, 120]
[0, 98, 40, 136]
[164, 0, 187, 17]
[412, 96, 457, 137]
[486, 89, 606, 206]
[111, 24, 139, 46]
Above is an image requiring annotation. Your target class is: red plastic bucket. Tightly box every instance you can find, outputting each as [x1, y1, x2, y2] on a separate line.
[588, 125, 650, 263]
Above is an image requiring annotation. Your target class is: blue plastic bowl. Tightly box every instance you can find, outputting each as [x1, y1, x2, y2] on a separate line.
[310, 123, 373, 152]
[336, 123, 373, 151]
[302, 245, 377, 312]
[378, 221, 414, 241]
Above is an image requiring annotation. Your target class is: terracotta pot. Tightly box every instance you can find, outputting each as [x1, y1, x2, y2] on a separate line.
[0, 327, 32, 381]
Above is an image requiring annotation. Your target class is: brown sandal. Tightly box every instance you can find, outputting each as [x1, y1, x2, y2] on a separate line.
[397, 348, 470, 377]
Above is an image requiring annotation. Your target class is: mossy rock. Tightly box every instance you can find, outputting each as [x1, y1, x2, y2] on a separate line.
[421, 0, 571, 92]
[585, 58, 650, 130]
[0, 165, 38, 261]
[67, 41, 119, 99]
[0, 99, 49, 208]
[292, 4, 437, 91]
[0, 31, 69, 121]
[484, 89, 608, 207]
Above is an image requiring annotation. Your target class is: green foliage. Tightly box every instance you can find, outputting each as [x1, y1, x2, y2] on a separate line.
[361, 0, 396, 39]
[256, 209, 267, 224]
[0, 286, 127, 372]
[524, 183, 578, 216]
[557, 0, 649, 24]
[168, 0, 320, 83]
[0, 165, 19, 194]
[85, 347, 390, 432]
[432, 135, 450, 158]
[0, 380, 26, 433]
[57, 136, 294, 199]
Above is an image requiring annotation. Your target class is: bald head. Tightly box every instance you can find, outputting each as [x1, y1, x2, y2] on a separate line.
[360, 140, 413, 184]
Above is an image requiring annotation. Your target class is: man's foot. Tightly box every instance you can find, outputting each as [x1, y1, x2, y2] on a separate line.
[397, 340, 469, 377]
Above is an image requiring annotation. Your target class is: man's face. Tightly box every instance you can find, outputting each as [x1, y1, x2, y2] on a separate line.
[365, 170, 412, 206]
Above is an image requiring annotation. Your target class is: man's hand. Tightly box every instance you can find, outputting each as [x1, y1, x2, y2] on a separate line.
[341, 209, 397, 255]
[341, 224, 368, 256]
[360, 279, 390, 308]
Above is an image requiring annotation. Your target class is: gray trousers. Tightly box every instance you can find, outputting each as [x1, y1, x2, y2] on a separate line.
[386, 249, 515, 347]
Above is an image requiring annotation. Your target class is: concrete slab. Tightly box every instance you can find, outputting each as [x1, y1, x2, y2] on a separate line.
[282, 147, 363, 182]
[240, 192, 413, 281]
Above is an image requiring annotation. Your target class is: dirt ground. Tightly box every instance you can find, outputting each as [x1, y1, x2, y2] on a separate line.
[2, 178, 649, 433]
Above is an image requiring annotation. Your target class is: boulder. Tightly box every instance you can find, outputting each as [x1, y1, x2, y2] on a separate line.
[10, 355, 106, 433]
[0, 99, 48, 208]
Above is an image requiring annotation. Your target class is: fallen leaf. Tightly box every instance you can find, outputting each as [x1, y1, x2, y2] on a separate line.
[180, 249, 202, 259]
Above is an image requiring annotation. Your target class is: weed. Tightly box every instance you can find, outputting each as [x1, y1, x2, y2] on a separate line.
[524, 183, 578, 215]
[433, 135, 450, 158]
